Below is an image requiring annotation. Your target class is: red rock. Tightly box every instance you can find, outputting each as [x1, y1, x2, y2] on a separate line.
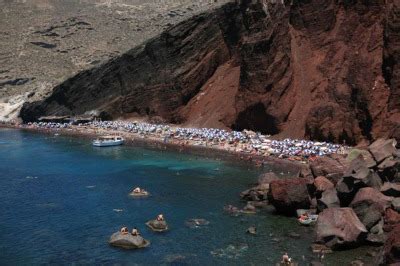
[383, 224, 400, 264]
[19, 1, 400, 144]
[314, 176, 334, 192]
[317, 188, 340, 212]
[267, 178, 311, 216]
[316, 208, 367, 249]
[349, 187, 392, 230]
[384, 209, 400, 232]
[369, 139, 397, 163]
[310, 155, 349, 184]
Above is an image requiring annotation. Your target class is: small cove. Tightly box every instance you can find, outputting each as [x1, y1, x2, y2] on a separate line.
[0, 128, 372, 265]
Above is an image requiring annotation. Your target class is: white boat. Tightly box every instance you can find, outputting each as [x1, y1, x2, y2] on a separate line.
[92, 136, 124, 147]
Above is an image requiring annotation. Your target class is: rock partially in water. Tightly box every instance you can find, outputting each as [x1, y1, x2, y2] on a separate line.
[185, 218, 209, 228]
[349, 187, 392, 230]
[246, 226, 257, 235]
[109, 232, 150, 249]
[210, 243, 248, 259]
[241, 202, 257, 214]
[268, 178, 311, 216]
[146, 219, 168, 232]
[316, 207, 368, 249]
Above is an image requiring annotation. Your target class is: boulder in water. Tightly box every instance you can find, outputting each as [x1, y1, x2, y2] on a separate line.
[241, 202, 257, 214]
[316, 207, 367, 249]
[109, 232, 150, 249]
[146, 219, 169, 232]
[268, 178, 311, 216]
[247, 226, 257, 235]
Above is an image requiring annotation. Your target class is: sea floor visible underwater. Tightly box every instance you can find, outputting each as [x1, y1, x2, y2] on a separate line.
[0, 128, 375, 265]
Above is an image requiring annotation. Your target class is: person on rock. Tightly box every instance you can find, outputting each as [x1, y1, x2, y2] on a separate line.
[120, 227, 129, 235]
[282, 252, 291, 264]
[156, 214, 164, 221]
[131, 227, 140, 236]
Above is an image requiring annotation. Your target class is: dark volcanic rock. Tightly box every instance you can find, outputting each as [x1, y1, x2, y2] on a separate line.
[267, 178, 311, 216]
[316, 207, 368, 249]
[381, 182, 400, 197]
[18, 1, 400, 144]
[349, 188, 392, 230]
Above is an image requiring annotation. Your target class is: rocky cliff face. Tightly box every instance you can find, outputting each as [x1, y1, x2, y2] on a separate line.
[21, 0, 400, 145]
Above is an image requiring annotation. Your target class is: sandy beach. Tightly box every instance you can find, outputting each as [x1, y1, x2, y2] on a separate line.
[0, 122, 309, 172]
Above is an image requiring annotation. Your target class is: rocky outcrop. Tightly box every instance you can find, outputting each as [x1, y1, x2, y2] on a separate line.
[109, 232, 150, 249]
[316, 207, 368, 249]
[19, 1, 400, 145]
[349, 188, 392, 230]
[267, 178, 311, 216]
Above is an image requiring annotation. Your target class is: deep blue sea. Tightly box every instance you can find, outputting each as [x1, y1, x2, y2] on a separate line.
[0, 129, 371, 265]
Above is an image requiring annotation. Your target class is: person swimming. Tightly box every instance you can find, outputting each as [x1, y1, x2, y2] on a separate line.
[133, 187, 141, 193]
[120, 227, 129, 235]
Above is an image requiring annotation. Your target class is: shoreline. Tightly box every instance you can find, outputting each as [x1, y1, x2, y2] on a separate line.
[0, 123, 306, 173]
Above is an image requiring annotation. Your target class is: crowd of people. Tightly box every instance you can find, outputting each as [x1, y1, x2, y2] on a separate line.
[23, 120, 347, 160]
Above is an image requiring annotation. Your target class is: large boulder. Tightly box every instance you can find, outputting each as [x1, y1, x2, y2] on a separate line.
[347, 149, 376, 168]
[369, 138, 397, 163]
[343, 157, 382, 189]
[268, 178, 311, 216]
[317, 188, 340, 212]
[316, 208, 368, 249]
[381, 182, 400, 197]
[240, 183, 269, 202]
[377, 157, 400, 181]
[314, 176, 334, 194]
[258, 172, 280, 184]
[349, 188, 392, 230]
[383, 224, 400, 264]
[310, 155, 349, 184]
[109, 232, 150, 249]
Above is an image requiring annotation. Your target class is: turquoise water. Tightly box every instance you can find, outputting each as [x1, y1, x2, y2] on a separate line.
[0, 129, 370, 265]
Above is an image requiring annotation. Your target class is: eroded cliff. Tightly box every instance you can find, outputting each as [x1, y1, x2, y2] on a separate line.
[20, 0, 400, 144]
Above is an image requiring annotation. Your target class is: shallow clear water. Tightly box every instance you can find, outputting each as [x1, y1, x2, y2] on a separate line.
[0, 129, 371, 265]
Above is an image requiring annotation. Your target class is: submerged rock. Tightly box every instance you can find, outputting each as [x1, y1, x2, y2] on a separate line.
[185, 218, 209, 228]
[247, 226, 257, 235]
[316, 207, 367, 249]
[241, 202, 257, 214]
[109, 232, 150, 249]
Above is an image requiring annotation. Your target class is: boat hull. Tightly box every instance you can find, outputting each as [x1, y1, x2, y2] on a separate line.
[92, 140, 124, 147]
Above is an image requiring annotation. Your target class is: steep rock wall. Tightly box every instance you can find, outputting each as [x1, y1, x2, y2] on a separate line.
[20, 0, 400, 144]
